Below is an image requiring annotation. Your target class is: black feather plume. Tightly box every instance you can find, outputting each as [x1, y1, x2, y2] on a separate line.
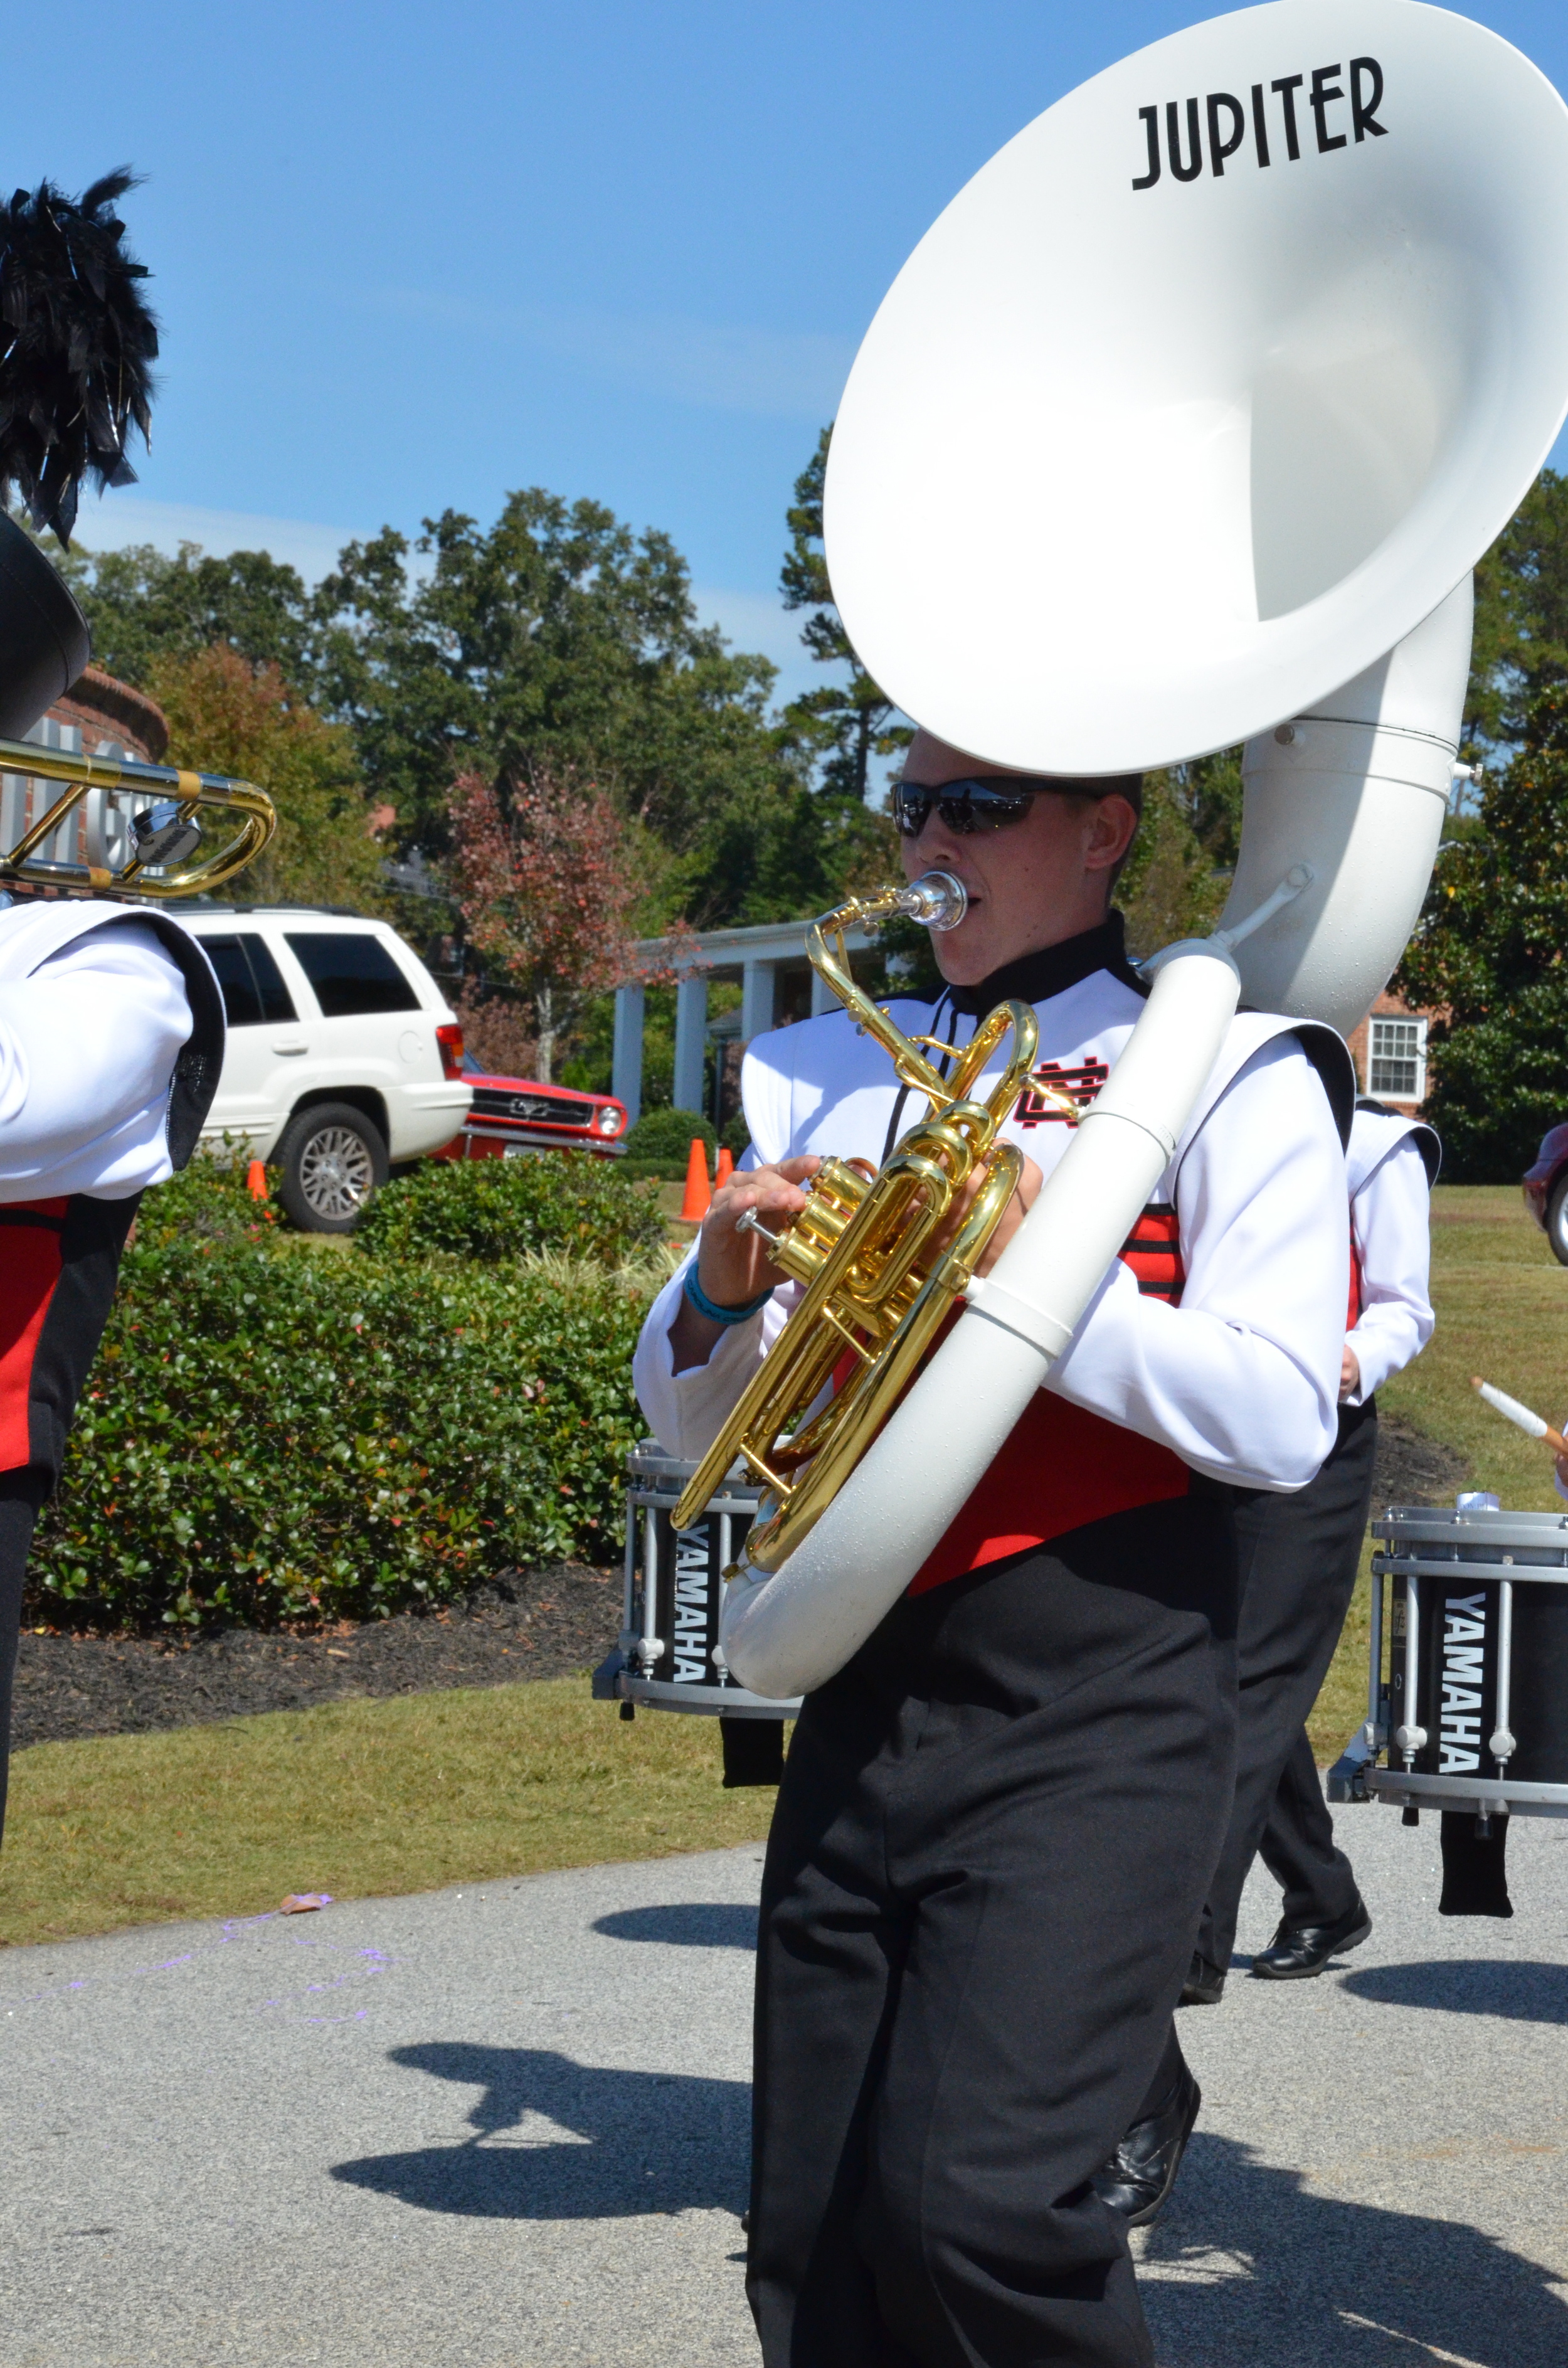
[0, 168, 159, 546]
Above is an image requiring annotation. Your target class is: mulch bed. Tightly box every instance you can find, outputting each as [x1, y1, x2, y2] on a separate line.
[1372, 1412, 1470, 1508]
[11, 1565, 622, 1755]
[9, 1415, 1472, 1758]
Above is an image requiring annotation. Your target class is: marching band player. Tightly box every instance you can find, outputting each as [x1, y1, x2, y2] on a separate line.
[634, 733, 1352, 2368]
[0, 165, 225, 1847]
[1237, 1100, 1440, 1980]
[1095, 1095, 1438, 2225]
[0, 893, 224, 1845]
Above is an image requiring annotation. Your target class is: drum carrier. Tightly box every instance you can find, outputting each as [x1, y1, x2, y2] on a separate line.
[592, 1445, 800, 1765]
[1358, 1503, 1568, 1827]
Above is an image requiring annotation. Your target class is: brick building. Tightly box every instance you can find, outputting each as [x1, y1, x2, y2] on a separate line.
[50, 666, 168, 763]
[1, 666, 170, 874]
[1344, 987, 1435, 1113]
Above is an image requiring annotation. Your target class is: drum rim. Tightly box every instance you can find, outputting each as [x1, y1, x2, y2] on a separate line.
[627, 1438, 758, 1493]
[1372, 1503, 1568, 1552]
[1367, 1769, 1568, 1816]
[1373, 1551, 1568, 1581]
[618, 1674, 800, 1716]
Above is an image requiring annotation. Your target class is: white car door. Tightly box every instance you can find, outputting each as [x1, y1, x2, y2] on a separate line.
[195, 929, 312, 1156]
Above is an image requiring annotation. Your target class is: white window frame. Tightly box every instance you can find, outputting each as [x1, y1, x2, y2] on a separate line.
[1366, 1014, 1428, 1102]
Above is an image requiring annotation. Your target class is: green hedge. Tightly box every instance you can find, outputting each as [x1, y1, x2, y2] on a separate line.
[356, 1150, 665, 1266]
[28, 1161, 658, 1631]
[623, 1107, 716, 1163]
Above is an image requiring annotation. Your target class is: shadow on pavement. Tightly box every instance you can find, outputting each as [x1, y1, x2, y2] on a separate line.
[1140, 2131, 1568, 2368]
[592, 1903, 758, 1950]
[331, 2043, 749, 2219]
[1342, 1958, 1568, 2025]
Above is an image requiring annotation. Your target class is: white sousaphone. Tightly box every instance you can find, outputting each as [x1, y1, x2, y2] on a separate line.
[718, 0, 1568, 1699]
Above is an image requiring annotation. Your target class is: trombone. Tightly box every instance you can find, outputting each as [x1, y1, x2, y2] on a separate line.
[0, 734, 275, 899]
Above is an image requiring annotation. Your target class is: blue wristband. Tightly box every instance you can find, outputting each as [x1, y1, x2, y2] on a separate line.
[684, 1265, 774, 1326]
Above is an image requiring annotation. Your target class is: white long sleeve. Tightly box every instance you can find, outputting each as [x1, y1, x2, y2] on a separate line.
[0, 920, 194, 1201]
[1343, 1132, 1435, 1404]
[1043, 1037, 1345, 1487]
[633, 983, 1347, 1492]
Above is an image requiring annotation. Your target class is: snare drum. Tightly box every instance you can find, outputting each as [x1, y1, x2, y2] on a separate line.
[1367, 1504, 1568, 1819]
[591, 1442, 800, 1718]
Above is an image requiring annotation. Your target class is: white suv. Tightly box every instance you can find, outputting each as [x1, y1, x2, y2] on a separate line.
[178, 907, 472, 1231]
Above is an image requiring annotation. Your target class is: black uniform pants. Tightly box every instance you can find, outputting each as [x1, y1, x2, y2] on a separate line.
[0, 1467, 47, 1848]
[1193, 1399, 1376, 1972]
[748, 1492, 1239, 2368]
[1256, 1726, 1355, 1927]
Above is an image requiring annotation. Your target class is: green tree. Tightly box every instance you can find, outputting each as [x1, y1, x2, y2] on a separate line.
[780, 426, 911, 804]
[1117, 774, 1228, 960]
[1468, 467, 1568, 751]
[309, 488, 899, 931]
[149, 642, 386, 911]
[62, 539, 316, 688]
[1394, 682, 1568, 1180]
[312, 492, 792, 889]
[56, 475, 917, 952]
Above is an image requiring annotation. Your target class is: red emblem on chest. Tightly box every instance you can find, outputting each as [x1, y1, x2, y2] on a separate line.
[1013, 1058, 1109, 1127]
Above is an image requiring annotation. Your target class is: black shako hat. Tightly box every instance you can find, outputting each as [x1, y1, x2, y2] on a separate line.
[0, 509, 90, 740]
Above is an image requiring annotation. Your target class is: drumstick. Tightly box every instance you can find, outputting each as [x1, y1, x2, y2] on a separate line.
[1471, 1376, 1568, 1457]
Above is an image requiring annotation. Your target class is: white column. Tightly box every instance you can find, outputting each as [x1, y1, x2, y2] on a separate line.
[741, 958, 776, 1041]
[674, 974, 708, 1113]
[612, 983, 645, 1127]
[810, 964, 837, 1017]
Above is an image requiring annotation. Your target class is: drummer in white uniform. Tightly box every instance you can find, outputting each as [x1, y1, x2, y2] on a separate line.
[1096, 1093, 1439, 2223]
[1207, 1098, 1439, 1988]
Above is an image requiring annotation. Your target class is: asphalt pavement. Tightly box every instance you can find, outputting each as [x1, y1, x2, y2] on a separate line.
[1, 1802, 1565, 2368]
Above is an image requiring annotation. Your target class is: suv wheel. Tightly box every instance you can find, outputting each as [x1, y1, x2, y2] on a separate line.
[1548, 1174, 1568, 1268]
[277, 1103, 389, 1233]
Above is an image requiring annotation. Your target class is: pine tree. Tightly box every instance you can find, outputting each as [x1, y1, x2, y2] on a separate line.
[1396, 682, 1568, 1179]
[780, 427, 910, 803]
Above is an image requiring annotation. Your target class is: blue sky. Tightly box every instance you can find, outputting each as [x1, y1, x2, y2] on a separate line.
[21, 0, 1568, 705]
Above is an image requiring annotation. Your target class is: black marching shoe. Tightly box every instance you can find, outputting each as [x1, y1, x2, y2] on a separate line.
[1180, 1950, 1226, 2005]
[1249, 1895, 1372, 1980]
[1092, 2059, 1202, 2229]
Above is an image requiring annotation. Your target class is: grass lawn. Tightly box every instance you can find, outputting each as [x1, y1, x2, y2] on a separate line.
[4, 1184, 1562, 1951]
[0, 1679, 775, 1951]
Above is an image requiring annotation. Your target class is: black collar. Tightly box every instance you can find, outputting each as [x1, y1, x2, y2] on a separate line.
[944, 911, 1146, 1016]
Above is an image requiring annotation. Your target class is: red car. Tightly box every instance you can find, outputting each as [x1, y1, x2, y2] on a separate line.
[435, 1056, 629, 1161]
[1523, 1125, 1568, 1265]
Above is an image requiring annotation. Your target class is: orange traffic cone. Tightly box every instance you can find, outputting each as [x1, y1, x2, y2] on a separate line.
[679, 1138, 712, 1220]
[715, 1145, 734, 1188]
[246, 1159, 268, 1201]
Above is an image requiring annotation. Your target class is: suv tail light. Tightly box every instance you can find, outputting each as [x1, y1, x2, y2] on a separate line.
[436, 1022, 465, 1080]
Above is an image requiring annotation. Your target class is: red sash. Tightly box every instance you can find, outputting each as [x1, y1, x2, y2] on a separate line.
[0, 1199, 68, 1470]
[910, 1204, 1190, 1596]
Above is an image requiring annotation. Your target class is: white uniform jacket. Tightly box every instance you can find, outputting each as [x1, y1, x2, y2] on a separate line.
[1342, 1105, 1439, 1407]
[0, 898, 225, 1483]
[635, 933, 1354, 1503]
[0, 899, 216, 1200]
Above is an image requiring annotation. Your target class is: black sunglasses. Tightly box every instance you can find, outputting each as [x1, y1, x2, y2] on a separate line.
[893, 775, 1045, 837]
